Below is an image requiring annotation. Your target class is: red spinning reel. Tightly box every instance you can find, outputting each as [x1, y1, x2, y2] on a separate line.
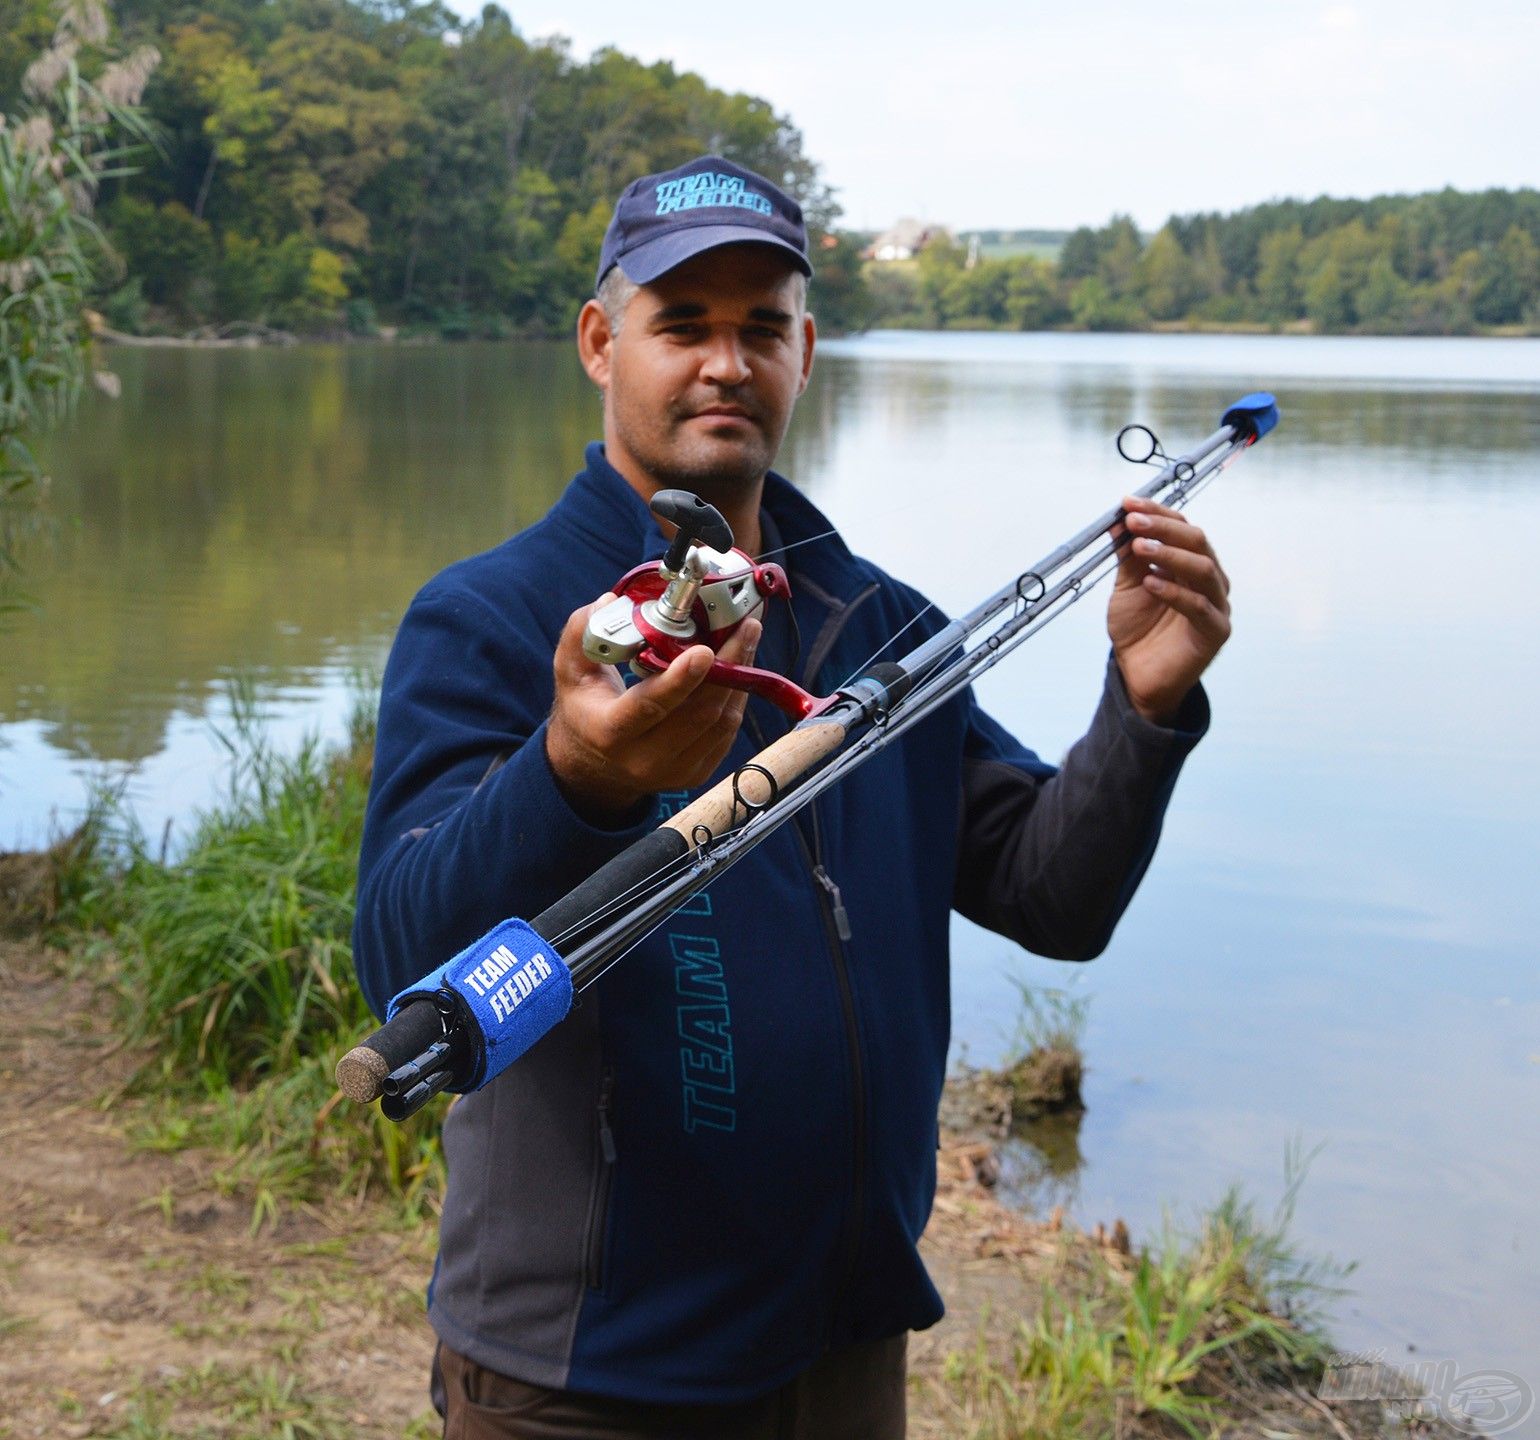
[582, 490, 827, 719]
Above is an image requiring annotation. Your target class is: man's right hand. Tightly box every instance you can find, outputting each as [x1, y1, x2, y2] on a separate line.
[545, 593, 763, 821]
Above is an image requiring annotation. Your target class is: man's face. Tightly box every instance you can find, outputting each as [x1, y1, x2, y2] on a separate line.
[581, 244, 816, 502]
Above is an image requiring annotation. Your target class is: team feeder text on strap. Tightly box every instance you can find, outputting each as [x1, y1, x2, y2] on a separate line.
[335, 392, 1281, 1122]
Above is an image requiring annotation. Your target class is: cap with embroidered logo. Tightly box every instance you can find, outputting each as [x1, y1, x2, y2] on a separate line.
[596, 154, 812, 290]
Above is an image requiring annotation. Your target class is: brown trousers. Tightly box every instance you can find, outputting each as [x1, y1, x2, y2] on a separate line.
[433, 1335, 907, 1440]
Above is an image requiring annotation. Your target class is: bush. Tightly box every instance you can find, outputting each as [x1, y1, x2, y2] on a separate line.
[100, 275, 148, 333]
[0, 1, 156, 608]
[435, 304, 473, 340]
[941, 1144, 1349, 1436]
[102, 195, 215, 320]
[262, 235, 348, 332]
[215, 232, 267, 322]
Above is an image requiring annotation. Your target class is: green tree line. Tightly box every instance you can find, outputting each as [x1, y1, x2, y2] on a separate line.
[2, 0, 867, 337]
[7, 1, 1537, 340]
[872, 190, 1540, 335]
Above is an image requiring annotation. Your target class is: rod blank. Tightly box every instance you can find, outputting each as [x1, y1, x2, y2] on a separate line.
[337, 396, 1275, 1115]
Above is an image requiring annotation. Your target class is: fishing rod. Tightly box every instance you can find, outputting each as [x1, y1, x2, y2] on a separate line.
[335, 391, 1279, 1122]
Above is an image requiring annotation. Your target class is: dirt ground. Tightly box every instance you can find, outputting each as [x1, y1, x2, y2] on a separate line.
[0, 939, 1413, 1439]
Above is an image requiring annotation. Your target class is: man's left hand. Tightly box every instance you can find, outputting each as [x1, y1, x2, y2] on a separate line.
[1106, 494, 1232, 725]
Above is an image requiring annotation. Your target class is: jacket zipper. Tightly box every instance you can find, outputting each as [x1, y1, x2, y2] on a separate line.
[812, 865, 852, 942]
[790, 819, 865, 1345]
[745, 710, 866, 1344]
[745, 568, 881, 1343]
[586, 1068, 617, 1290]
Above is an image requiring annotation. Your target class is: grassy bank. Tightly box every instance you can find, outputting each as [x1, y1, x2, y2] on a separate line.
[927, 1156, 1347, 1437]
[55, 691, 444, 1224]
[11, 703, 1420, 1437]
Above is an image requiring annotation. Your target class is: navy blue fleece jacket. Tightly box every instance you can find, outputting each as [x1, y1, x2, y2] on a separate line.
[352, 445, 1207, 1402]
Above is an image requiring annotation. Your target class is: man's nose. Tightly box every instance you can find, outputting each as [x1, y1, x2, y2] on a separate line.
[699, 329, 751, 387]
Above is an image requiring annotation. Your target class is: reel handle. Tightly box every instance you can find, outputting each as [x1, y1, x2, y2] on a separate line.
[651, 491, 734, 572]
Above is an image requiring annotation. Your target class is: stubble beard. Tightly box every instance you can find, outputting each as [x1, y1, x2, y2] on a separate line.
[615, 394, 785, 508]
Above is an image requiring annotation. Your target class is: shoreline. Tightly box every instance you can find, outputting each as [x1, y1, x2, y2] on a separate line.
[93, 320, 1540, 349]
[0, 915, 1451, 1438]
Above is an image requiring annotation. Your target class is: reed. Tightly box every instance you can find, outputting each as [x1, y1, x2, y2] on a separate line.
[1, 1, 157, 611]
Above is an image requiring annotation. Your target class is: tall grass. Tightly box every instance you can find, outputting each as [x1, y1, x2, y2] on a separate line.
[941, 1145, 1351, 1439]
[105, 697, 370, 1075]
[62, 683, 444, 1220]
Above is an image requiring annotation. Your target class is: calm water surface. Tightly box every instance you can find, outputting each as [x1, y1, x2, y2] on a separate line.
[5, 332, 1538, 1386]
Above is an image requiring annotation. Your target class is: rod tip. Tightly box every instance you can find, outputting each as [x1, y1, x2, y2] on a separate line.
[335, 1045, 390, 1103]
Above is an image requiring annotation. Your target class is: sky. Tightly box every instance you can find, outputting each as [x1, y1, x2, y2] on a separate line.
[442, 0, 1540, 234]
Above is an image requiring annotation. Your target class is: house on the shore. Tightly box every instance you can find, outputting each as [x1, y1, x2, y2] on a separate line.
[866, 218, 950, 261]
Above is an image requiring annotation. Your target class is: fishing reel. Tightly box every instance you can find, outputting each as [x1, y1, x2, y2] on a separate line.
[583, 490, 823, 718]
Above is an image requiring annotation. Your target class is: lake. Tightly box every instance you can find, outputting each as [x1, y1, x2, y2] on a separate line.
[5, 330, 1538, 1388]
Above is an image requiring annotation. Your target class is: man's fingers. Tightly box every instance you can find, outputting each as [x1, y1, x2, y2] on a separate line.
[1111, 518, 1148, 587]
[1122, 494, 1187, 523]
[1142, 572, 1232, 646]
[1122, 503, 1229, 595]
[671, 698, 752, 785]
[715, 616, 762, 667]
[678, 617, 761, 728]
[621, 619, 762, 770]
[605, 645, 716, 738]
[1123, 508, 1210, 553]
[1130, 538, 1229, 609]
[550, 598, 763, 797]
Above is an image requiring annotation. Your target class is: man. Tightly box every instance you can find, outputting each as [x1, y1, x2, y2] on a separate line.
[353, 155, 1230, 1438]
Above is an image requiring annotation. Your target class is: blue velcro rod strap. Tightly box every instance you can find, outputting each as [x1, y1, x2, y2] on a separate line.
[1221, 391, 1279, 441]
[388, 918, 573, 1091]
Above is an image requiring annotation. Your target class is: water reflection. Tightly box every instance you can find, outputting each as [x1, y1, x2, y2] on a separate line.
[1001, 1114, 1088, 1216]
[13, 345, 585, 761]
[12, 338, 1536, 773]
[7, 342, 855, 768]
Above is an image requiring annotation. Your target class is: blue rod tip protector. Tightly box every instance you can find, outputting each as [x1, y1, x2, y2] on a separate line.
[388, 918, 573, 1091]
[1222, 391, 1279, 441]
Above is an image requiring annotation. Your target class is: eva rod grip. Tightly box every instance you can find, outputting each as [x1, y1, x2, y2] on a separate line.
[335, 997, 446, 1104]
[531, 828, 691, 957]
[335, 830, 694, 1107]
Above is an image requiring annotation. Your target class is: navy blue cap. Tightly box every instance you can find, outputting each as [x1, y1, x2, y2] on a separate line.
[596, 154, 812, 290]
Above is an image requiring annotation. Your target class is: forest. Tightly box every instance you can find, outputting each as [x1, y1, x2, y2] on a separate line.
[886, 193, 1540, 335]
[3, 0, 1536, 338]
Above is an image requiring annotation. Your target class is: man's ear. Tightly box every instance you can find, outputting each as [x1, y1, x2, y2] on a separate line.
[797, 311, 816, 395]
[577, 299, 613, 389]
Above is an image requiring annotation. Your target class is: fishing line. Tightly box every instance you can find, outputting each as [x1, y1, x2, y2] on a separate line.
[832, 602, 939, 693]
[751, 491, 942, 565]
[751, 525, 843, 563]
[543, 844, 705, 949]
[338, 396, 1279, 1118]
[544, 433, 1244, 958]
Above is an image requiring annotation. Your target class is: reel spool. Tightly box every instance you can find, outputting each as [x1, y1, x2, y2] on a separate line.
[582, 490, 824, 719]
